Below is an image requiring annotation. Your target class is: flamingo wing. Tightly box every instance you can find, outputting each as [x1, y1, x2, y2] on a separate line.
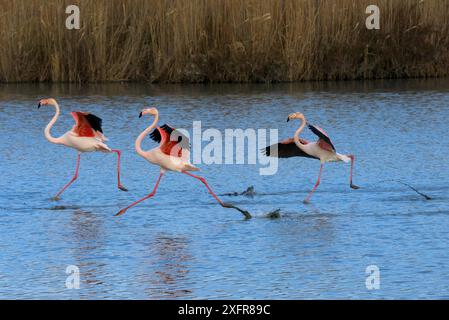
[71, 112, 96, 137]
[308, 124, 336, 152]
[70, 111, 107, 141]
[149, 126, 164, 144]
[149, 124, 190, 157]
[262, 138, 318, 159]
[85, 113, 103, 133]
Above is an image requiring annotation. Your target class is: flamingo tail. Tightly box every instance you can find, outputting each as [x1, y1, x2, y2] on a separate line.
[337, 153, 351, 163]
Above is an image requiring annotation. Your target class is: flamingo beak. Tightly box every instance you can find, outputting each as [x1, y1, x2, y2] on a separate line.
[37, 102, 41, 109]
[139, 111, 143, 118]
[286, 117, 290, 122]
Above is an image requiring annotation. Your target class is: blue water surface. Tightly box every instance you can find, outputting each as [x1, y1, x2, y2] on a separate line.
[0, 80, 448, 299]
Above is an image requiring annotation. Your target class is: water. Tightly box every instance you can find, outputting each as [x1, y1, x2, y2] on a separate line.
[1, 79, 449, 299]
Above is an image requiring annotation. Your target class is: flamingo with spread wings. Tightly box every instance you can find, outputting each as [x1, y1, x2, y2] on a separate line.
[264, 112, 359, 203]
[115, 107, 251, 218]
[38, 98, 127, 199]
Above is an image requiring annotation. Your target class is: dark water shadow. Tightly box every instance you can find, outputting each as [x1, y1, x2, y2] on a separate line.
[68, 209, 108, 297]
[144, 233, 193, 299]
[46, 205, 82, 211]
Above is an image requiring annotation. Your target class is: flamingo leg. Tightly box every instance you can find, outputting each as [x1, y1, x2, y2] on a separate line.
[348, 154, 360, 189]
[304, 164, 324, 204]
[53, 153, 81, 200]
[183, 171, 252, 218]
[111, 149, 128, 191]
[183, 172, 226, 205]
[115, 172, 164, 216]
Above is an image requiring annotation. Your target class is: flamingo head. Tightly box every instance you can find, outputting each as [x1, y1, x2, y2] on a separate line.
[139, 107, 158, 118]
[287, 112, 305, 122]
[37, 98, 57, 109]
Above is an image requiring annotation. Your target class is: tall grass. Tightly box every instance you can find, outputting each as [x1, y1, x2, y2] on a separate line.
[0, 0, 448, 83]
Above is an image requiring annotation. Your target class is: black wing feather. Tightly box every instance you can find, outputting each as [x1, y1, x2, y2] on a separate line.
[149, 124, 190, 150]
[262, 142, 318, 159]
[85, 113, 103, 133]
[149, 127, 162, 143]
[308, 124, 336, 151]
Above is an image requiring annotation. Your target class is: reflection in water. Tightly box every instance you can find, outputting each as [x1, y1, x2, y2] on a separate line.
[279, 208, 336, 250]
[68, 209, 107, 297]
[146, 233, 193, 299]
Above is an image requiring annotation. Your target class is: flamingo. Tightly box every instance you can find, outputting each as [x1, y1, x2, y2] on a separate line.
[115, 107, 251, 218]
[264, 112, 359, 204]
[38, 98, 128, 199]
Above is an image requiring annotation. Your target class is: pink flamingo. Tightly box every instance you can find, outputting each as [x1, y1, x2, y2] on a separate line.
[115, 107, 251, 218]
[264, 112, 359, 204]
[38, 98, 127, 199]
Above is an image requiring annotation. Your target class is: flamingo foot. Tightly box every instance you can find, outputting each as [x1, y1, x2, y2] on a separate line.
[118, 185, 128, 192]
[303, 199, 310, 204]
[51, 196, 61, 201]
[350, 183, 360, 190]
[222, 202, 252, 219]
[115, 208, 128, 217]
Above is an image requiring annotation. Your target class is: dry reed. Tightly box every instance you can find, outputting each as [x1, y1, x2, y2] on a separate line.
[0, 0, 448, 83]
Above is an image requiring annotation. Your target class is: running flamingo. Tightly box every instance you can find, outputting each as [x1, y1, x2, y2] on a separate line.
[38, 98, 127, 199]
[264, 112, 359, 203]
[115, 107, 251, 218]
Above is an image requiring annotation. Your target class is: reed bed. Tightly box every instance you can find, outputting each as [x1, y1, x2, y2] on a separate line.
[0, 0, 448, 83]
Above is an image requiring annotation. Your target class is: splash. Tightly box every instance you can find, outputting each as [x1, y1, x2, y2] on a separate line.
[394, 180, 432, 200]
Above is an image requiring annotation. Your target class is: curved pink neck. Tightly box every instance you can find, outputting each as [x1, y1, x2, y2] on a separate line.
[293, 116, 307, 152]
[135, 112, 159, 157]
[45, 102, 62, 144]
